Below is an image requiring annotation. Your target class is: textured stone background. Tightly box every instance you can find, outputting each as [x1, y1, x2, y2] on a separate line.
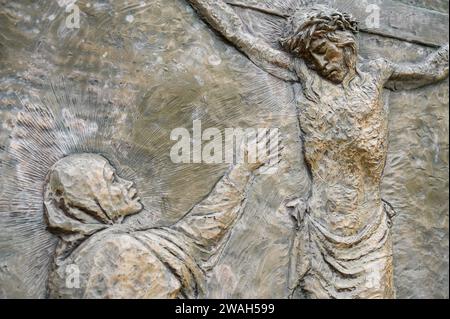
[0, 0, 448, 298]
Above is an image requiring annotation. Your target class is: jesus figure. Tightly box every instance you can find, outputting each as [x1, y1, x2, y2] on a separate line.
[186, 0, 449, 299]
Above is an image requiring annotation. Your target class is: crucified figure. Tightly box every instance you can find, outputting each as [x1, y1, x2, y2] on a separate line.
[186, 0, 449, 299]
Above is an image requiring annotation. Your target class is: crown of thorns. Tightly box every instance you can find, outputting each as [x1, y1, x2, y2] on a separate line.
[281, 5, 359, 54]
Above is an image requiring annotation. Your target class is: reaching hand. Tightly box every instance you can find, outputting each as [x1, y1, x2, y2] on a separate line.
[240, 129, 283, 174]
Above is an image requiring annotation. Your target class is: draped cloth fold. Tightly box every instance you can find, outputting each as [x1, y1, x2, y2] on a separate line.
[289, 200, 396, 299]
[47, 173, 247, 299]
[47, 226, 206, 299]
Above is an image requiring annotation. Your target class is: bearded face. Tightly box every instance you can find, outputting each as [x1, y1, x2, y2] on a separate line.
[305, 32, 358, 84]
[280, 5, 359, 84]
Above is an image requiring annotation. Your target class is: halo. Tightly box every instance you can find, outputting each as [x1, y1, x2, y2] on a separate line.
[0, 78, 190, 297]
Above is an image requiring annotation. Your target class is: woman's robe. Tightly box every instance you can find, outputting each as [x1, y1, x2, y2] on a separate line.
[47, 172, 248, 299]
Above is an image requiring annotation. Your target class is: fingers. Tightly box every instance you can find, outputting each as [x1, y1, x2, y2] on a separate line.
[267, 145, 284, 163]
[237, 129, 283, 171]
[263, 130, 282, 158]
[257, 128, 279, 146]
[257, 130, 283, 172]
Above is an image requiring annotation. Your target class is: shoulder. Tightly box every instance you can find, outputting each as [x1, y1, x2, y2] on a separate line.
[362, 58, 393, 83]
[49, 231, 181, 299]
[364, 58, 392, 73]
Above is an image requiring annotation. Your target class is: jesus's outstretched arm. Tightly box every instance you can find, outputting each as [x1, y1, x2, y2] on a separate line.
[186, 0, 297, 81]
[383, 44, 449, 90]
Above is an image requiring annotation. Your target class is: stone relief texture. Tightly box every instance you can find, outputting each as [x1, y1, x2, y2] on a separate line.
[0, 0, 448, 299]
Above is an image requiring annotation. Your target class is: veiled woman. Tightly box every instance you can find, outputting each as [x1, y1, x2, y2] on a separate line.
[44, 135, 279, 298]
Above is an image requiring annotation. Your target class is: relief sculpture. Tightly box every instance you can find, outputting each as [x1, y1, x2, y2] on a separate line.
[44, 134, 280, 298]
[0, 0, 448, 300]
[185, 0, 449, 298]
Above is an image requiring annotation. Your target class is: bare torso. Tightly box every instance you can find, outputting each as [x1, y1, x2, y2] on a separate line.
[297, 62, 389, 236]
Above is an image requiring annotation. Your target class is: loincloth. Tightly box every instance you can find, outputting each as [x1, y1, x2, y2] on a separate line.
[288, 199, 396, 299]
